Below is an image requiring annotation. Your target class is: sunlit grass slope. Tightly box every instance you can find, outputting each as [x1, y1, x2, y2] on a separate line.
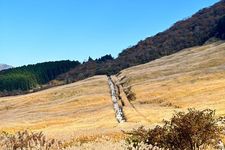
[117, 41, 225, 125]
[0, 42, 225, 145]
[0, 75, 119, 140]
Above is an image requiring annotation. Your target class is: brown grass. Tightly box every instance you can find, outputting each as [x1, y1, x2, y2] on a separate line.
[0, 42, 225, 148]
[117, 41, 225, 125]
[0, 75, 121, 141]
[0, 130, 63, 150]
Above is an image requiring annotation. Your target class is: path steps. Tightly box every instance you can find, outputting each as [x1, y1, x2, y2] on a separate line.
[108, 76, 126, 123]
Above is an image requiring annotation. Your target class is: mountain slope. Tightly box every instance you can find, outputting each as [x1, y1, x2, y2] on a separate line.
[0, 41, 224, 142]
[59, 0, 225, 83]
[115, 41, 225, 124]
[116, 0, 225, 67]
[0, 76, 120, 139]
[0, 64, 12, 71]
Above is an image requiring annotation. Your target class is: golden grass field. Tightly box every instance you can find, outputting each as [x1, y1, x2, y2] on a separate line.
[0, 41, 225, 148]
[117, 41, 225, 125]
[0, 76, 122, 141]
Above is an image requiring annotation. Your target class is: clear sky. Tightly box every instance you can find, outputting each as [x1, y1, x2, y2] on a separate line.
[0, 0, 219, 67]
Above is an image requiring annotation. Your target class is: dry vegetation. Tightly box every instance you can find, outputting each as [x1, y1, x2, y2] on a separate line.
[126, 109, 225, 150]
[0, 75, 121, 141]
[0, 42, 225, 149]
[0, 130, 63, 150]
[117, 41, 225, 125]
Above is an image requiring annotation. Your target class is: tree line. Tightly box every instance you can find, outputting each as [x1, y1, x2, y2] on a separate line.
[0, 60, 80, 96]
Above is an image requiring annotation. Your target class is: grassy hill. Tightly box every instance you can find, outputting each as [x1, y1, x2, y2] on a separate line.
[0, 76, 120, 140]
[0, 41, 225, 148]
[116, 41, 225, 124]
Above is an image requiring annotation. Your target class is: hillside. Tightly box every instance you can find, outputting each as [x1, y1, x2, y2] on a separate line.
[0, 41, 225, 148]
[58, 0, 225, 83]
[115, 41, 225, 124]
[0, 64, 12, 71]
[0, 74, 148, 142]
[0, 76, 119, 140]
[116, 0, 225, 67]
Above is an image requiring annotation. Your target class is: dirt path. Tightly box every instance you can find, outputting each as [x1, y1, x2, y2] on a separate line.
[108, 76, 126, 123]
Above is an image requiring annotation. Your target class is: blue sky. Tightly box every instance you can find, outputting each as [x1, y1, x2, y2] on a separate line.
[0, 0, 219, 67]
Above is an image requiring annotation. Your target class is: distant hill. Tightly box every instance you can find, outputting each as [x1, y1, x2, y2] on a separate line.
[0, 64, 12, 71]
[59, 0, 225, 82]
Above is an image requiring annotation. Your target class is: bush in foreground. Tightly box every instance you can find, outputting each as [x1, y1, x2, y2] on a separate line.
[0, 130, 64, 150]
[126, 109, 224, 150]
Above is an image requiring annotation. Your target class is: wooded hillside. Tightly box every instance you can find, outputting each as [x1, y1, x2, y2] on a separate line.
[0, 60, 80, 96]
[59, 0, 225, 82]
